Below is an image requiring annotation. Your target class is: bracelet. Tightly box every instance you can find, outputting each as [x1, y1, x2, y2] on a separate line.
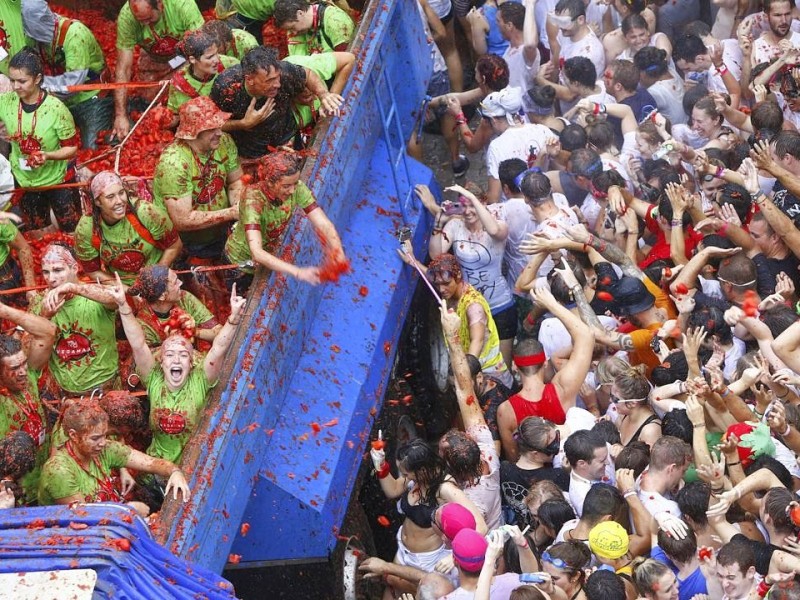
[714, 165, 725, 178]
[623, 490, 637, 499]
[517, 541, 530, 549]
[376, 462, 391, 479]
[719, 222, 729, 237]
[719, 388, 731, 397]
[752, 192, 767, 205]
[593, 103, 606, 115]
[227, 317, 240, 326]
[757, 580, 772, 598]
[670, 219, 683, 228]
[586, 234, 595, 247]
[596, 240, 607, 253]
[693, 424, 705, 429]
[118, 309, 132, 316]
[778, 389, 790, 399]
[727, 460, 740, 467]
[717, 64, 729, 76]
[711, 486, 725, 493]
[782, 424, 792, 437]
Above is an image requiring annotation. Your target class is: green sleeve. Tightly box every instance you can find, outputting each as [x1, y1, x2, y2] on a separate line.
[293, 181, 316, 211]
[240, 188, 264, 228]
[73, 216, 98, 263]
[154, 145, 192, 201]
[284, 54, 338, 82]
[103, 440, 132, 469]
[220, 134, 240, 174]
[64, 22, 105, 73]
[180, 291, 215, 328]
[177, 0, 205, 32]
[167, 86, 188, 113]
[52, 100, 77, 141]
[324, 7, 355, 48]
[219, 54, 240, 68]
[116, 4, 140, 51]
[138, 200, 177, 244]
[0, 220, 18, 246]
[39, 454, 80, 503]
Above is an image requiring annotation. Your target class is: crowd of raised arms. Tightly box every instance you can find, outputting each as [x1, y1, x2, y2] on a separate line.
[5, 0, 800, 598]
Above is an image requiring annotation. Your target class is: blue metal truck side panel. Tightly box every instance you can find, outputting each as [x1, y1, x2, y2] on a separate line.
[154, 0, 436, 571]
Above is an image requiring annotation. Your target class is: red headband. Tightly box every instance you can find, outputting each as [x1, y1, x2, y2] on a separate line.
[513, 352, 547, 367]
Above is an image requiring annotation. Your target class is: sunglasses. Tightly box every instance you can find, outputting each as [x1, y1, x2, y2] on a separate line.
[610, 393, 647, 404]
[430, 271, 455, 284]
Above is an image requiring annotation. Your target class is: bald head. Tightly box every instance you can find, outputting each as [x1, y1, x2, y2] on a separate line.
[417, 572, 455, 600]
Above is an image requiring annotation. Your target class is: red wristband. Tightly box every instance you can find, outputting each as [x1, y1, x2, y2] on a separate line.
[757, 581, 772, 597]
[377, 462, 391, 479]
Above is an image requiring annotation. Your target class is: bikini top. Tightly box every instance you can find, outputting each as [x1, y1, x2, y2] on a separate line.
[397, 490, 436, 529]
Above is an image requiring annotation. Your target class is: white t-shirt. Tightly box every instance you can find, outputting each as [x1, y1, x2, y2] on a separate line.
[464, 424, 503, 531]
[637, 470, 681, 518]
[753, 30, 800, 66]
[486, 123, 558, 180]
[503, 45, 540, 95]
[706, 39, 743, 95]
[557, 29, 605, 75]
[648, 76, 687, 125]
[499, 197, 535, 297]
[443, 209, 514, 312]
[441, 572, 521, 599]
[529, 200, 578, 277]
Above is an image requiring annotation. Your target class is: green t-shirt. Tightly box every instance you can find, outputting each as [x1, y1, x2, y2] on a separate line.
[153, 135, 240, 246]
[167, 54, 239, 113]
[31, 294, 119, 394]
[0, 3, 30, 75]
[74, 201, 178, 285]
[285, 54, 337, 127]
[0, 92, 76, 188]
[145, 364, 216, 463]
[135, 290, 218, 347]
[232, 0, 276, 21]
[39, 439, 130, 505]
[286, 4, 354, 56]
[116, 0, 204, 57]
[229, 28, 258, 60]
[0, 219, 19, 267]
[40, 17, 106, 107]
[224, 181, 317, 271]
[0, 369, 49, 504]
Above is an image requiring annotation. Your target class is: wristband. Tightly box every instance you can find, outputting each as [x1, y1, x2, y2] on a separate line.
[727, 460, 741, 467]
[118, 308, 132, 316]
[717, 64, 729, 76]
[623, 490, 637, 499]
[693, 424, 705, 429]
[714, 165, 725, 178]
[719, 388, 731, 397]
[227, 317, 240, 326]
[757, 580, 771, 597]
[376, 462, 391, 479]
[670, 219, 683, 228]
[593, 103, 606, 115]
[719, 222, 729, 237]
[782, 424, 792, 437]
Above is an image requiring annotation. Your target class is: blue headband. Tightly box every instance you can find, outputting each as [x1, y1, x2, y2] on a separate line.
[514, 167, 543, 190]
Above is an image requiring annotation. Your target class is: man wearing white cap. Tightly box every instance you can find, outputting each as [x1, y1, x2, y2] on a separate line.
[21, 0, 111, 149]
[482, 86, 559, 203]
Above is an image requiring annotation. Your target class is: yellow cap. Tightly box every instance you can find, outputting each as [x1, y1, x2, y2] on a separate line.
[589, 521, 629, 560]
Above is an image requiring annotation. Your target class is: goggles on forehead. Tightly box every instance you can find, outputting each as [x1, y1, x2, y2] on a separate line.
[429, 270, 455, 284]
[547, 12, 575, 28]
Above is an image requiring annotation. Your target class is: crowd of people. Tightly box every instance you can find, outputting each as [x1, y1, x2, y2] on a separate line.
[0, 0, 353, 519]
[362, 0, 800, 598]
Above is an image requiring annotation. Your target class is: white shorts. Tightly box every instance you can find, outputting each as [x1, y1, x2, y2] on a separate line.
[395, 527, 450, 572]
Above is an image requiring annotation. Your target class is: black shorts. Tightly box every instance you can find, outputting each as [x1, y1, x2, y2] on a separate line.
[18, 186, 81, 232]
[492, 303, 518, 340]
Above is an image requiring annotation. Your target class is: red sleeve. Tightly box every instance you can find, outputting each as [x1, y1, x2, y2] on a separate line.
[644, 204, 659, 235]
[302, 202, 319, 215]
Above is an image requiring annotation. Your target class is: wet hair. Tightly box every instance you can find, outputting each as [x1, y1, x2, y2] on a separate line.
[273, 0, 310, 26]
[476, 54, 510, 91]
[180, 29, 216, 59]
[717, 253, 758, 291]
[613, 366, 650, 401]
[687, 305, 733, 345]
[621, 12, 648, 36]
[615, 441, 650, 478]
[560, 124, 587, 151]
[9, 48, 44, 79]
[717, 537, 756, 572]
[745, 455, 793, 492]
[498, 2, 525, 29]
[0, 334, 22, 361]
[651, 352, 689, 387]
[582, 483, 624, 525]
[510, 587, 548, 600]
[592, 419, 621, 446]
[660, 409, 693, 444]
[673, 34, 706, 64]
[585, 569, 626, 600]
[658, 525, 696, 563]
[770, 581, 800, 600]
[765, 0, 793, 14]
[564, 430, 605, 467]
[586, 120, 616, 153]
[569, 148, 603, 178]
[682, 20, 711, 37]
[546, 541, 592, 582]
[608, 59, 640, 92]
[547, 260, 586, 304]
[649, 436, 691, 471]
[633, 47, 670, 79]
[595, 356, 630, 386]
[773, 130, 800, 161]
[763, 305, 800, 339]
[633, 558, 672, 597]
[555, 0, 586, 19]
[440, 429, 482, 487]
[428, 253, 462, 283]
[0, 431, 36, 481]
[718, 183, 752, 223]
[693, 96, 723, 126]
[98, 391, 146, 432]
[751, 100, 784, 132]
[202, 20, 234, 47]
[512, 337, 545, 376]
[564, 57, 597, 89]
[677, 481, 711, 526]
[526, 479, 565, 513]
[527, 84, 556, 109]
[128, 264, 170, 303]
[655, 173, 685, 223]
[498, 158, 527, 194]
[257, 151, 303, 185]
[637, 121, 663, 148]
[241, 45, 281, 77]
[63, 398, 109, 436]
[521, 172, 552, 204]
[396, 439, 447, 506]
[538, 498, 577, 535]
[516, 416, 555, 454]
[764, 487, 796, 533]
[683, 83, 710, 117]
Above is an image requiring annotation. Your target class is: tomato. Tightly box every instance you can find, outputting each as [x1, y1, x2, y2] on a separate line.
[675, 283, 689, 295]
[596, 291, 614, 302]
[371, 440, 385, 451]
[377, 515, 390, 527]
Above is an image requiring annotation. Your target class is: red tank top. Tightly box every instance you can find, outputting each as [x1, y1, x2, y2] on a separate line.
[508, 383, 566, 425]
